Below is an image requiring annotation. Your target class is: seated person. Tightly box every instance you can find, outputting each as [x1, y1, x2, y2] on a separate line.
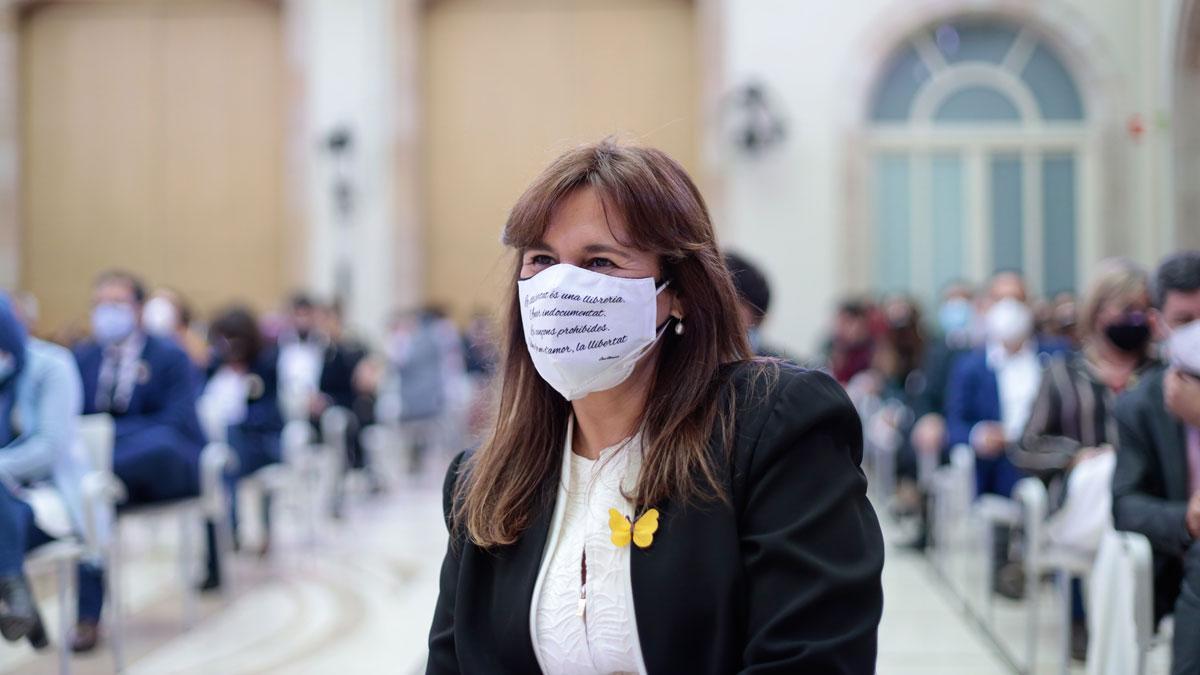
[1011, 258, 1157, 660]
[946, 273, 1067, 598]
[313, 302, 371, 472]
[142, 288, 211, 371]
[0, 294, 87, 650]
[198, 306, 283, 582]
[946, 272, 1067, 499]
[1113, 251, 1200, 675]
[378, 308, 448, 474]
[276, 293, 327, 422]
[71, 270, 206, 652]
[1015, 258, 1157, 488]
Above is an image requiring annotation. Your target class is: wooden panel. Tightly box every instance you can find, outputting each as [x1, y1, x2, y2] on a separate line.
[422, 0, 698, 320]
[19, 1, 285, 333]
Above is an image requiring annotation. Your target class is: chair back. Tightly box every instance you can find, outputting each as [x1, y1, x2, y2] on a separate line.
[320, 406, 354, 456]
[78, 413, 115, 473]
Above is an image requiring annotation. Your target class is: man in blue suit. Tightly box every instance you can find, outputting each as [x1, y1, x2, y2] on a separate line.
[71, 270, 206, 652]
[946, 271, 1067, 499]
[946, 272, 1068, 599]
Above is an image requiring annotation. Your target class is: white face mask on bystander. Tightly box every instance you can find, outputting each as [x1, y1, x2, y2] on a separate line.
[1166, 319, 1200, 377]
[517, 263, 670, 401]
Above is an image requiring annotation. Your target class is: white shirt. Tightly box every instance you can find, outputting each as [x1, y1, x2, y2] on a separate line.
[277, 335, 324, 420]
[530, 418, 646, 675]
[197, 366, 250, 442]
[987, 340, 1043, 441]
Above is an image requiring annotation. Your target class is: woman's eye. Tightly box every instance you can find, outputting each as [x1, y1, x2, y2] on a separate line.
[586, 257, 615, 269]
[528, 254, 555, 266]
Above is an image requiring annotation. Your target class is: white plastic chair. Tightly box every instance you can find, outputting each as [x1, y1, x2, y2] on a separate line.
[929, 444, 975, 580]
[1013, 477, 1096, 675]
[23, 540, 85, 674]
[359, 423, 404, 491]
[76, 413, 235, 671]
[1086, 530, 1159, 675]
[319, 406, 360, 515]
[21, 415, 117, 674]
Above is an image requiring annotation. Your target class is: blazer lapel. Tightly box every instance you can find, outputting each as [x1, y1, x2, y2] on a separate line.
[629, 498, 669, 675]
[1154, 404, 1190, 500]
[495, 485, 555, 672]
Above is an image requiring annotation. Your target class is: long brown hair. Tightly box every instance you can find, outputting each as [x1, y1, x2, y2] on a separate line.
[457, 139, 753, 548]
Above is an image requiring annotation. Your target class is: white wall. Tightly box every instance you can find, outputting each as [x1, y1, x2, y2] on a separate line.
[288, 0, 408, 345]
[716, 0, 1179, 357]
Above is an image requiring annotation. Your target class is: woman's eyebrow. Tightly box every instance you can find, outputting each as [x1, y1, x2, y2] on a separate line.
[525, 241, 554, 253]
[581, 243, 631, 258]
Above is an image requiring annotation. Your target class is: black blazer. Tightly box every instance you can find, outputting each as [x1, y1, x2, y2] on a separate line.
[427, 362, 884, 674]
[1113, 364, 1192, 621]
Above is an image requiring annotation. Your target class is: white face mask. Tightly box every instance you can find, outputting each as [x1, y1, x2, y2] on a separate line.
[1166, 319, 1200, 377]
[985, 298, 1033, 347]
[518, 263, 670, 401]
[142, 296, 179, 337]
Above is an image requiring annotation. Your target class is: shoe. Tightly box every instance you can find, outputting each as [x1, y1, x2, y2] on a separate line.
[70, 620, 100, 653]
[1070, 619, 1088, 662]
[26, 613, 48, 650]
[993, 562, 1026, 601]
[198, 573, 221, 593]
[0, 574, 37, 642]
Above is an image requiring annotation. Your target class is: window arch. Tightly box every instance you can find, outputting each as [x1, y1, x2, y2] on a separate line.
[866, 18, 1087, 300]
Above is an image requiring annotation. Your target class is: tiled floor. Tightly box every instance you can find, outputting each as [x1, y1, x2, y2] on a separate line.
[4, 464, 1132, 675]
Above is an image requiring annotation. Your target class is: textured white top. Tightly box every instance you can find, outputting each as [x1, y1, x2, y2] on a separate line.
[530, 419, 646, 675]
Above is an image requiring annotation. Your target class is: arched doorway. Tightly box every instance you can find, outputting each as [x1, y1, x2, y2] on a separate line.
[841, 2, 1129, 303]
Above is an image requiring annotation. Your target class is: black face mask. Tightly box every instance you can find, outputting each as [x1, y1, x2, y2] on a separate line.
[1104, 318, 1151, 353]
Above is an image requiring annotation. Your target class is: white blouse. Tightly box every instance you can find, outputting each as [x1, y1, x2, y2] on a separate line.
[530, 418, 647, 675]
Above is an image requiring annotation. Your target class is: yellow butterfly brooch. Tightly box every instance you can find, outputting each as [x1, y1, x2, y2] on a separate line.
[609, 508, 659, 549]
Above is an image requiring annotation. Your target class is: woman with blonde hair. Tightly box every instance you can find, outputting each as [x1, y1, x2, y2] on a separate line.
[1014, 258, 1158, 476]
[426, 139, 883, 674]
[1011, 257, 1159, 660]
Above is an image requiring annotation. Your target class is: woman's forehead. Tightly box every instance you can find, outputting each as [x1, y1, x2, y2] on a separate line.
[538, 187, 634, 251]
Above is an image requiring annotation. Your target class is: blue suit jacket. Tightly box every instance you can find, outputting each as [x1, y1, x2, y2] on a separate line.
[206, 348, 284, 476]
[74, 334, 206, 470]
[945, 338, 1070, 449]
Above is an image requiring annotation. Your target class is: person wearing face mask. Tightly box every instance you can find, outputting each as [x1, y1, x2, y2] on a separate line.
[70, 269, 206, 652]
[196, 306, 283, 585]
[946, 271, 1068, 499]
[0, 294, 88, 651]
[1112, 251, 1200, 675]
[1002, 259, 1156, 660]
[142, 288, 210, 371]
[1014, 259, 1156, 478]
[426, 140, 883, 675]
[944, 272, 1068, 598]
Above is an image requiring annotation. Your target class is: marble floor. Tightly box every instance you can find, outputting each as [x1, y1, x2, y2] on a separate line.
[1, 461, 1135, 675]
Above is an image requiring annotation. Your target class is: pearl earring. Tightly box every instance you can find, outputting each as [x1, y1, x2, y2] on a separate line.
[674, 319, 685, 335]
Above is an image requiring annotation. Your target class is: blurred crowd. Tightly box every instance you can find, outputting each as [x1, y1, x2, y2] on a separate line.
[0, 270, 498, 655]
[812, 252, 1200, 671]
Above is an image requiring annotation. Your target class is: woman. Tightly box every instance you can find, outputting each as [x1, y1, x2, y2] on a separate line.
[197, 306, 283, 583]
[1013, 259, 1157, 480]
[426, 140, 883, 674]
[0, 294, 88, 649]
[1010, 258, 1158, 660]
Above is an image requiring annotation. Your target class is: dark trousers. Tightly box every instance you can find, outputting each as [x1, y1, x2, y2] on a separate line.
[975, 453, 1025, 499]
[77, 438, 201, 622]
[0, 485, 53, 576]
[1174, 541, 1200, 675]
